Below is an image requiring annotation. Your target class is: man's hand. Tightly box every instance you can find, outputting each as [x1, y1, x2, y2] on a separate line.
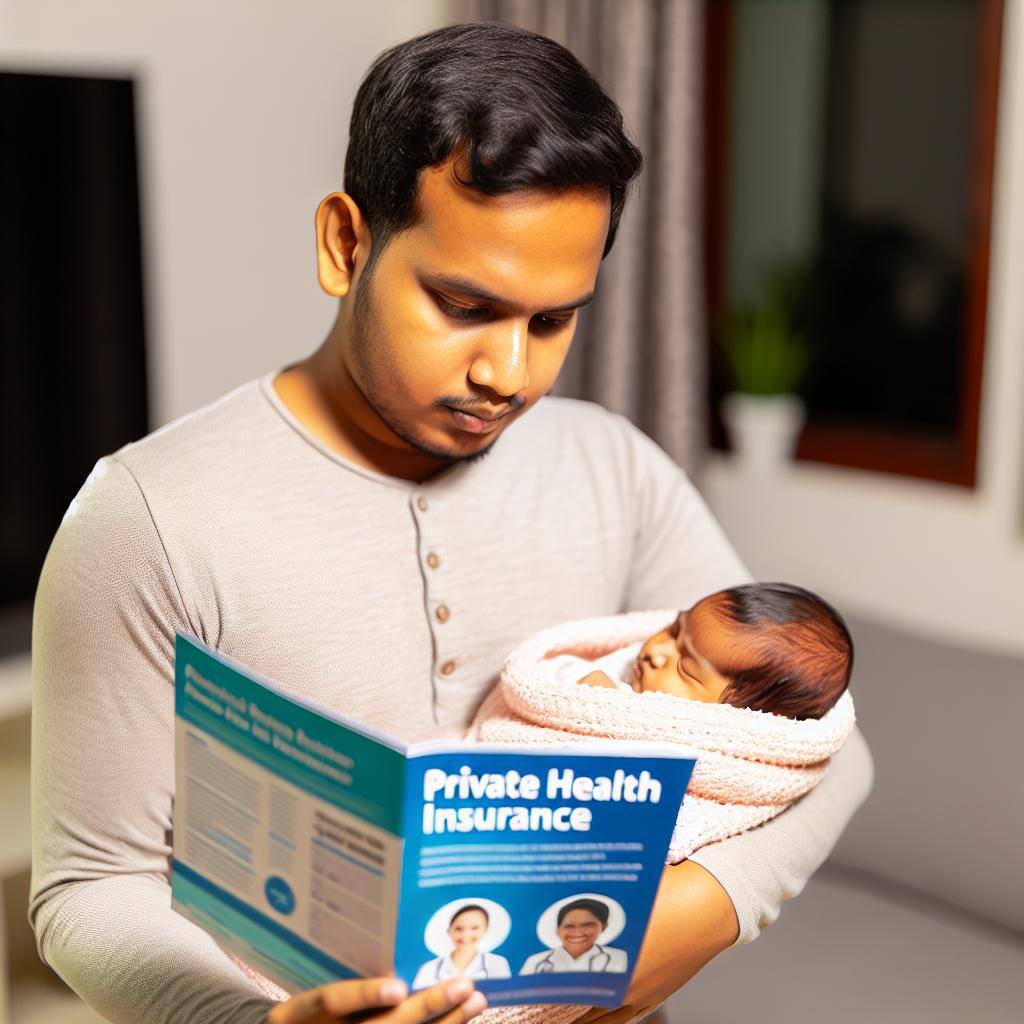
[268, 976, 486, 1024]
[576, 861, 739, 1023]
[576, 671, 620, 689]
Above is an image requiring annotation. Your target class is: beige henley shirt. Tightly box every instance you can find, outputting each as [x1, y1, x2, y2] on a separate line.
[29, 373, 872, 1024]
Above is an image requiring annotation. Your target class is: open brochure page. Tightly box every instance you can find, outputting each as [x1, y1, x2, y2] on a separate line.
[396, 748, 694, 1008]
[171, 634, 406, 993]
[171, 633, 697, 1007]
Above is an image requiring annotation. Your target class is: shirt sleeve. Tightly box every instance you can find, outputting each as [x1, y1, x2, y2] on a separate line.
[616, 417, 753, 610]
[617, 417, 874, 943]
[689, 727, 874, 944]
[29, 457, 278, 1024]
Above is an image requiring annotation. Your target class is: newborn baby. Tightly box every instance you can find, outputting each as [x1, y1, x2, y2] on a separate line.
[545, 582, 853, 720]
[474, 582, 858, 860]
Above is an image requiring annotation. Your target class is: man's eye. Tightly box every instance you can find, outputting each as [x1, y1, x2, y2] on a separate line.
[532, 314, 572, 332]
[434, 293, 570, 330]
[435, 295, 490, 321]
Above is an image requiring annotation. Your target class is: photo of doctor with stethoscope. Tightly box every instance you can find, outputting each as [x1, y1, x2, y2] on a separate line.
[519, 895, 628, 975]
[411, 899, 512, 990]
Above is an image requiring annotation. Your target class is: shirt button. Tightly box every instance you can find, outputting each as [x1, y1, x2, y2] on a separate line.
[426, 552, 440, 570]
[440, 660, 456, 676]
[435, 604, 450, 624]
[417, 496, 429, 512]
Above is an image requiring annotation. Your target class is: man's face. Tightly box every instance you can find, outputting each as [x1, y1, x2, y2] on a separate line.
[342, 159, 610, 464]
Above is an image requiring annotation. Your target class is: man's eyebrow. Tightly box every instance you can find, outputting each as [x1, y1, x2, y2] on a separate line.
[429, 274, 595, 313]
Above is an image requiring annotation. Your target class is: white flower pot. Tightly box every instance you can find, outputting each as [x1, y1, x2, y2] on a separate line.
[721, 392, 806, 473]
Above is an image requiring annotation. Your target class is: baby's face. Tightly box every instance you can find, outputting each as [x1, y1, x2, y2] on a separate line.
[633, 596, 735, 702]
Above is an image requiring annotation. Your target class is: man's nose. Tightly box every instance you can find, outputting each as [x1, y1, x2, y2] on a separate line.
[468, 319, 530, 397]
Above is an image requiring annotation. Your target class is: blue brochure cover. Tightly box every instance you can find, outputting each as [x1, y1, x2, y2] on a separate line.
[171, 633, 696, 1008]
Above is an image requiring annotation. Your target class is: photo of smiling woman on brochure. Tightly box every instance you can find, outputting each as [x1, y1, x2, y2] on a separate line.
[520, 896, 628, 975]
[412, 900, 513, 989]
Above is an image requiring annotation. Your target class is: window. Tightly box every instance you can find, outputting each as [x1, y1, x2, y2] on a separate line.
[704, 0, 1003, 486]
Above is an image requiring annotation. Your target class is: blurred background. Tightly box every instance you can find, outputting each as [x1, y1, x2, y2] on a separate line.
[0, 0, 1021, 1021]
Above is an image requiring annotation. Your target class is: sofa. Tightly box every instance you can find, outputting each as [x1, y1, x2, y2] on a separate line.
[664, 614, 1024, 1022]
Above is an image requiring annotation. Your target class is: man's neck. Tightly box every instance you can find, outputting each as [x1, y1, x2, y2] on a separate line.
[272, 345, 451, 484]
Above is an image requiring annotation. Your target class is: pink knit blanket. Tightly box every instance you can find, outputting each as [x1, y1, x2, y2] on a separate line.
[470, 610, 857, 862]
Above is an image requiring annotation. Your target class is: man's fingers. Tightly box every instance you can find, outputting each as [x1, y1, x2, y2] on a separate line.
[268, 977, 406, 1023]
[321, 977, 407, 1017]
[428, 991, 489, 1024]
[381, 977, 486, 1023]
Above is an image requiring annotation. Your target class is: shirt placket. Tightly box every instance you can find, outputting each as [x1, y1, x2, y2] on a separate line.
[411, 491, 458, 717]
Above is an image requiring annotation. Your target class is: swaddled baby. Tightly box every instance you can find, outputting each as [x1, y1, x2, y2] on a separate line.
[472, 582, 857, 861]
[545, 582, 853, 721]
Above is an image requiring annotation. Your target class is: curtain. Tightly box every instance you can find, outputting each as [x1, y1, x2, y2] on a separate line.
[450, 0, 707, 473]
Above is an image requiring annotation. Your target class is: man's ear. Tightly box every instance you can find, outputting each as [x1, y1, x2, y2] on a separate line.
[314, 192, 371, 297]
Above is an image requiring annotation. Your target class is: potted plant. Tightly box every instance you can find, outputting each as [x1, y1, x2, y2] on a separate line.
[719, 279, 811, 473]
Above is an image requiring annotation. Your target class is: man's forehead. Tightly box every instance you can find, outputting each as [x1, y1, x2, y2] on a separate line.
[401, 159, 610, 305]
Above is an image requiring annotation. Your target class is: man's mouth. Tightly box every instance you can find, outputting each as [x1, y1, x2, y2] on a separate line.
[445, 405, 511, 435]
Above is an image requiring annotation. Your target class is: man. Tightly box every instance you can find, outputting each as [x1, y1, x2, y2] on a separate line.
[30, 22, 871, 1024]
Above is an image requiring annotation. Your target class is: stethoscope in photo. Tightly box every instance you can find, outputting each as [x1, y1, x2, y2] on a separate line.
[432, 952, 491, 982]
[534, 944, 612, 973]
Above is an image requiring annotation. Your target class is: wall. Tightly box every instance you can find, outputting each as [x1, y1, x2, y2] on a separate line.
[0, 0, 446, 425]
[701, 0, 1024, 658]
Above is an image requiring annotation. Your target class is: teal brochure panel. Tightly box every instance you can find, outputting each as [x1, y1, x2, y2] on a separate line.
[393, 748, 695, 1008]
[171, 634, 408, 994]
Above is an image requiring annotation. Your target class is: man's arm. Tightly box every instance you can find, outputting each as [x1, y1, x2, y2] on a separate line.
[30, 458, 277, 1024]
[615, 419, 752, 611]
[579, 726, 874, 1022]
[576, 861, 739, 1023]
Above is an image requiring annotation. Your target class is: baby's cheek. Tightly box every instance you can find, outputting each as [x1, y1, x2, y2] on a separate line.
[642, 669, 690, 698]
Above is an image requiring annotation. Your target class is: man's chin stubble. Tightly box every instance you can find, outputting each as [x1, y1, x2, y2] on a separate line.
[386, 414, 501, 465]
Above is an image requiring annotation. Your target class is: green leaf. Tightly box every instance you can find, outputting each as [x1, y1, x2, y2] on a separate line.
[719, 279, 811, 395]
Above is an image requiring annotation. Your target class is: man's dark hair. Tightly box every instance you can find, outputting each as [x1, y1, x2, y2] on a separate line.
[557, 898, 609, 928]
[449, 903, 489, 928]
[344, 21, 643, 274]
[712, 583, 854, 720]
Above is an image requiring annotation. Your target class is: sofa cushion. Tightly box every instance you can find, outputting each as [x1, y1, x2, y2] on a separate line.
[665, 867, 1024, 1022]
[828, 616, 1024, 933]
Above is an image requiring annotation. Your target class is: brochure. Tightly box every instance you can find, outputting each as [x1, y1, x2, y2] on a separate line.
[171, 633, 697, 1008]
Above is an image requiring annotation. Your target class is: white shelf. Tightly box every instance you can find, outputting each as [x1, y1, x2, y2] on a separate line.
[0, 753, 30, 880]
[11, 971, 108, 1024]
[0, 657, 31, 725]
[0, 716, 30, 880]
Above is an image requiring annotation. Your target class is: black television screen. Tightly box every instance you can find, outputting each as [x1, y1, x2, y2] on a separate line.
[0, 70, 149, 653]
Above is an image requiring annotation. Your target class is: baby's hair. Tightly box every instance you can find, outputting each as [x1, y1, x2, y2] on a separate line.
[557, 898, 609, 927]
[449, 903, 489, 928]
[710, 583, 853, 720]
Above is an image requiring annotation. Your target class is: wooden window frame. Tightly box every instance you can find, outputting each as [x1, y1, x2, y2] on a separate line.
[703, 0, 1003, 488]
